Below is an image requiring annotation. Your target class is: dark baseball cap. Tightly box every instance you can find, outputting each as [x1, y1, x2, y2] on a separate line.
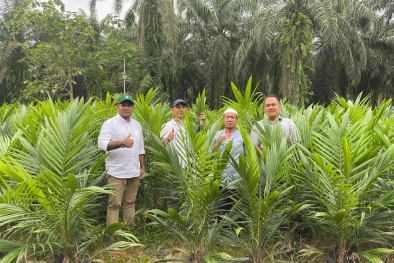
[171, 99, 187, 107]
[117, 94, 134, 105]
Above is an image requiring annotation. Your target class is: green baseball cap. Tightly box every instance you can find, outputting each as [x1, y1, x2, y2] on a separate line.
[117, 94, 134, 105]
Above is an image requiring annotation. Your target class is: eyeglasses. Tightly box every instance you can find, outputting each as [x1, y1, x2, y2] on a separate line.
[224, 115, 237, 120]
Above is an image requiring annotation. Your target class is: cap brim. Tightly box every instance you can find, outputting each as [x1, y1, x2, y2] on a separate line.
[117, 99, 134, 105]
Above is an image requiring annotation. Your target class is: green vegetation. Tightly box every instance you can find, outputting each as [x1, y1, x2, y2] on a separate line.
[1, 0, 394, 261]
[0, 81, 394, 262]
[1, 0, 394, 106]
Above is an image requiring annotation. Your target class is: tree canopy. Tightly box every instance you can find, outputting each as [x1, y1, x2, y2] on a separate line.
[0, 0, 393, 107]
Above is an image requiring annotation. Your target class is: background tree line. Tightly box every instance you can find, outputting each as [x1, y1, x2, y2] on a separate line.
[0, 0, 394, 108]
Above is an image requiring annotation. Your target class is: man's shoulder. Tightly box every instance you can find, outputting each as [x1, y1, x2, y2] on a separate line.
[160, 119, 174, 131]
[279, 116, 295, 124]
[102, 115, 117, 125]
[255, 119, 265, 127]
[214, 129, 224, 137]
[132, 118, 143, 126]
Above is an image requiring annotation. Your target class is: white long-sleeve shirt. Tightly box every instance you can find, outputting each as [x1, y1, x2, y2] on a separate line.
[98, 114, 145, 178]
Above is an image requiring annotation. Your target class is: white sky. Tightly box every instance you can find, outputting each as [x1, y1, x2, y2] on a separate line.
[61, 0, 125, 20]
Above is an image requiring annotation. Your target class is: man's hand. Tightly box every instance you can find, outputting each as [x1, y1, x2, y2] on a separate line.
[211, 134, 226, 150]
[166, 128, 175, 141]
[139, 168, 146, 179]
[124, 134, 134, 147]
[217, 135, 226, 144]
[198, 112, 205, 121]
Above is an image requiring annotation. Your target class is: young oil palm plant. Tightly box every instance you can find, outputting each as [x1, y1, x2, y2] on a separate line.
[219, 127, 309, 263]
[222, 76, 264, 133]
[0, 97, 140, 262]
[144, 112, 235, 263]
[132, 88, 174, 211]
[294, 95, 394, 263]
[0, 157, 140, 263]
[10, 98, 105, 179]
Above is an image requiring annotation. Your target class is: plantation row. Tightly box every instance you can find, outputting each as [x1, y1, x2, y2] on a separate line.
[1, 83, 394, 263]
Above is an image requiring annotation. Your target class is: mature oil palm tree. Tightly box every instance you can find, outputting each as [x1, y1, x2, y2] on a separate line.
[0, 0, 30, 104]
[176, 0, 246, 108]
[355, 16, 394, 105]
[235, 0, 377, 105]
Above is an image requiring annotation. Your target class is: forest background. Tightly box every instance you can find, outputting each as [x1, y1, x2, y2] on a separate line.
[1, 0, 394, 108]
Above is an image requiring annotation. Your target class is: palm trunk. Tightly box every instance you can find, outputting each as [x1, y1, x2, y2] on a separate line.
[337, 238, 346, 263]
[69, 82, 74, 100]
[252, 251, 263, 263]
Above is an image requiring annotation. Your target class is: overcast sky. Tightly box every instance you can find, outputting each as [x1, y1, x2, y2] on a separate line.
[61, 0, 125, 19]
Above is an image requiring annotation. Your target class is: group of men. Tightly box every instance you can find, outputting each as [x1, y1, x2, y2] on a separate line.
[97, 93, 298, 246]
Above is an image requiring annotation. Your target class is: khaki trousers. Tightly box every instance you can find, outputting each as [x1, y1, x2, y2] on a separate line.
[106, 174, 141, 227]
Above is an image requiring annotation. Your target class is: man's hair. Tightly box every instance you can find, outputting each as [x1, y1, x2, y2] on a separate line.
[264, 94, 280, 105]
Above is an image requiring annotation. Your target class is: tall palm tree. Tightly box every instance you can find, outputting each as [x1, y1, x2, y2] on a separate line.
[355, 15, 394, 105]
[235, 0, 377, 105]
[176, 0, 246, 108]
[0, 0, 30, 104]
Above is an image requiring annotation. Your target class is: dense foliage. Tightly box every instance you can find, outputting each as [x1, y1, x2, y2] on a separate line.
[1, 0, 394, 107]
[1, 81, 394, 262]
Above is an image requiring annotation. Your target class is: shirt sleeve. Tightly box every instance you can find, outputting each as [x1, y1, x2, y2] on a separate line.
[160, 123, 170, 138]
[249, 125, 261, 147]
[137, 125, 145, 155]
[98, 120, 111, 151]
[289, 120, 300, 142]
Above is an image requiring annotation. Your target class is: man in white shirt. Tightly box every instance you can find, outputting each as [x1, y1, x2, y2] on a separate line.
[98, 94, 146, 245]
[160, 99, 189, 210]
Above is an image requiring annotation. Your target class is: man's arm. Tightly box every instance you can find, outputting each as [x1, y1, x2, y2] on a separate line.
[250, 126, 264, 157]
[106, 140, 125, 151]
[211, 134, 226, 151]
[288, 119, 300, 143]
[139, 154, 146, 177]
[98, 121, 124, 151]
[160, 125, 175, 144]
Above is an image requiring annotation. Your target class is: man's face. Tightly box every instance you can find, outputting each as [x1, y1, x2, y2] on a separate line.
[117, 101, 134, 119]
[223, 113, 238, 129]
[263, 97, 281, 120]
[171, 104, 188, 119]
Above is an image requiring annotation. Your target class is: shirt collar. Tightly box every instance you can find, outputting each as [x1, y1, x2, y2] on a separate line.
[171, 118, 183, 125]
[116, 114, 131, 123]
[268, 115, 282, 123]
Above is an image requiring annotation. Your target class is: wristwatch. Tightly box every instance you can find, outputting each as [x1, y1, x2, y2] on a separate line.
[120, 141, 125, 148]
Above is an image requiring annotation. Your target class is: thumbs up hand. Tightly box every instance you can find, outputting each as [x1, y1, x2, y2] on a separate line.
[167, 128, 175, 142]
[124, 134, 134, 148]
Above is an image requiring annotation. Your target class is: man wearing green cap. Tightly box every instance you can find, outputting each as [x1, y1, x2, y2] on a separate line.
[98, 93, 146, 246]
